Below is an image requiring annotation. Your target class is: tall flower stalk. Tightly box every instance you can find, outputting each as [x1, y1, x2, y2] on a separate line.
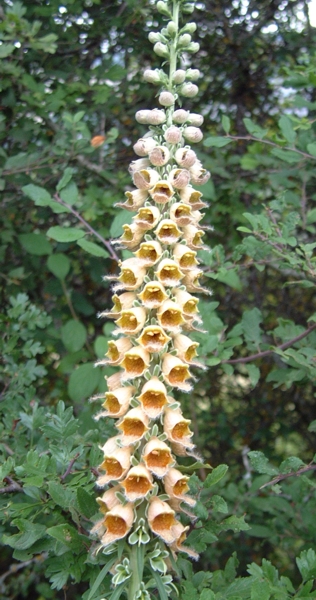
[92, 0, 210, 597]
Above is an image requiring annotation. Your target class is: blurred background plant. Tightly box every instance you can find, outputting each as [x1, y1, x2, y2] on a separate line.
[0, 0, 316, 598]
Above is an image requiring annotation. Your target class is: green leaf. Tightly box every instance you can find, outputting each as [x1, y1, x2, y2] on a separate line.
[56, 167, 75, 191]
[47, 226, 85, 242]
[77, 238, 109, 258]
[47, 253, 70, 279]
[204, 464, 228, 487]
[278, 115, 296, 144]
[68, 362, 100, 402]
[307, 143, 316, 157]
[241, 308, 263, 345]
[87, 557, 118, 600]
[3, 520, 46, 550]
[203, 136, 232, 148]
[221, 515, 251, 533]
[46, 523, 82, 551]
[0, 43, 15, 58]
[22, 184, 54, 206]
[246, 364, 260, 387]
[150, 569, 169, 600]
[61, 320, 87, 352]
[243, 118, 268, 139]
[19, 233, 52, 256]
[77, 488, 99, 519]
[221, 115, 231, 134]
[200, 590, 215, 600]
[216, 268, 242, 291]
[271, 148, 301, 163]
[248, 451, 278, 476]
[296, 549, 316, 581]
[60, 181, 78, 205]
[251, 580, 270, 600]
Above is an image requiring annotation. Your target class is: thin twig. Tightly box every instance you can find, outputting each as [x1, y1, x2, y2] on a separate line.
[0, 553, 48, 586]
[0, 476, 23, 494]
[223, 322, 316, 364]
[53, 193, 119, 262]
[60, 453, 80, 481]
[260, 464, 316, 489]
[226, 134, 315, 160]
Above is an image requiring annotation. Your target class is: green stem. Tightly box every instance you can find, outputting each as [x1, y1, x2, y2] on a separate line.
[169, 0, 179, 88]
[127, 544, 143, 599]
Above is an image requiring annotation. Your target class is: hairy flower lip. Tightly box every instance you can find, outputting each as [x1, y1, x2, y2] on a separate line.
[97, 436, 131, 486]
[182, 224, 207, 250]
[115, 189, 148, 211]
[120, 346, 150, 379]
[155, 258, 185, 287]
[148, 180, 175, 204]
[173, 243, 198, 271]
[138, 377, 169, 418]
[133, 205, 161, 230]
[172, 288, 201, 321]
[133, 167, 160, 190]
[117, 407, 149, 445]
[116, 258, 147, 291]
[143, 437, 175, 476]
[95, 386, 135, 419]
[135, 240, 163, 265]
[157, 299, 185, 332]
[137, 281, 168, 308]
[136, 325, 171, 353]
[114, 307, 147, 335]
[180, 185, 207, 210]
[121, 464, 154, 500]
[115, 223, 144, 249]
[163, 407, 194, 448]
[96, 337, 133, 367]
[170, 522, 199, 559]
[169, 202, 195, 227]
[162, 354, 192, 391]
[163, 468, 196, 507]
[100, 503, 134, 547]
[98, 292, 137, 319]
[148, 497, 178, 544]
[154, 219, 182, 244]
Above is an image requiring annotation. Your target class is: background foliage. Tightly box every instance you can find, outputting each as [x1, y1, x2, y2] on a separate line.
[0, 0, 316, 598]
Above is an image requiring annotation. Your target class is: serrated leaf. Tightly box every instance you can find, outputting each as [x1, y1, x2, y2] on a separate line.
[3, 520, 46, 550]
[76, 488, 98, 519]
[47, 253, 70, 279]
[46, 523, 82, 551]
[47, 226, 85, 242]
[77, 238, 109, 258]
[248, 451, 278, 476]
[221, 515, 250, 533]
[241, 308, 263, 345]
[251, 580, 270, 600]
[61, 319, 87, 352]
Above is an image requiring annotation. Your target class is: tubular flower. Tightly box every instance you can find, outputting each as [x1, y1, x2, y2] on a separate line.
[93, 0, 212, 588]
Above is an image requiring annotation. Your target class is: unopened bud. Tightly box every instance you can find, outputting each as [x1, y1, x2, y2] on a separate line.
[187, 113, 204, 126]
[182, 3, 195, 14]
[148, 32, 161, 44]
[147, 109, 167, 125]
[143, 69, 161, 84]
[177, 34, 192, 47]
[169, 168, 191, 189]
[172, 109, 190, 124]
[133, 137, 157, 157]
[135, 110, 152, 124]
[186, 68, 201, 81]
[172, 69, 186, 84]
[156, 1, 171, 16]
[159, 91, 175, 107]
[181, 22, 197, 34]
[167, 21, 177, 36]
[186, 42, 200, 53]
[164, 126, 182, 144]
[179, 82, 199, 98]
[149, 145, 170, 166]
[154, 42, 169, 58]
[183, 126, 203, 143]
[175, 148, 197, 168]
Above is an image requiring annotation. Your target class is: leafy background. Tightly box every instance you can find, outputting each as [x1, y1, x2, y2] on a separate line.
[0, 0, 316, 598]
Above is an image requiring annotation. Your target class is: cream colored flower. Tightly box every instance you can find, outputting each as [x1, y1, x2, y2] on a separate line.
[162, 354, 192, 391]
[175, 147, 197, 168]
[96, 337, 132, 367]
[105, 372, 122, 391]
[170, 522, 199, 559]
[133, 168, 160, 190]
[95, 386, 135, 420]
[133, 136, 157, 157]
[163, 407, 194, 449]
[96, 485, 122, 515]
[100, 503, 134, 547]
[97, 436, 131, 486]
[155, 258, 184, 287]
[143, 438, 174, 477]
[99, 292, 136, 319]
[170, 202, 194, 227]
[115, 223, 144, 249]
[136, 326, 171, 353]
[149, 181, 175, 204]
[149, 146, 170, 166]
[121, 464, 154, 501]
[135, 240, 162, 266]
[163, 468, 196, 507]
[182, 224, 206, 249]
[116, 258, 147, 291]
[115, 307, 147, 335]
[117, 407, 149, 445]
[155, 219, 182, 244]
[116, 189, 148, 211]
[137, 281, 168, 309]
[148, 497, 178, 544]
[180, 186, 207, 210]
[129, 158, 151, 173]
[173, 244, 198, 271]
[120, 346, 150, 379]
[173, 333, 204, 368]
[182, 269, 209, 294]
[157, 300, 185, 332]
[168, 168, 191, 189]
[133, 206, 161, 230]
[172, 289, 201, 322]
[138, 377, 169, 418]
